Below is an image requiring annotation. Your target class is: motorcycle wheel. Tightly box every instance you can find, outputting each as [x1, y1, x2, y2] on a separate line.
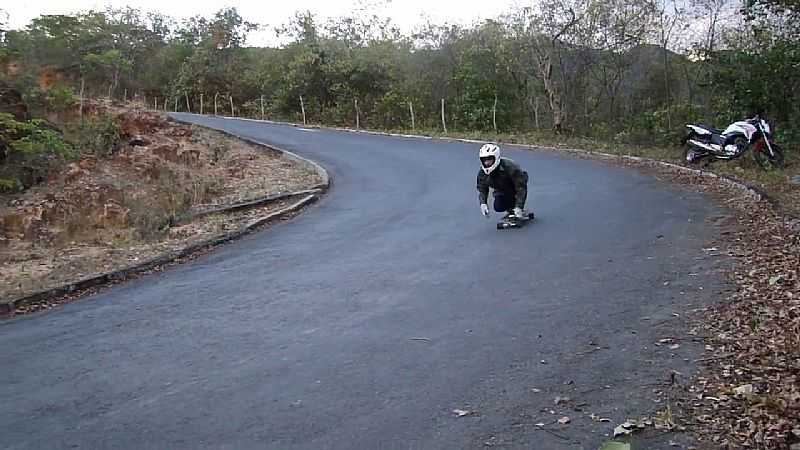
[753, 143, 785, 170]
[684, 146, 704, 164]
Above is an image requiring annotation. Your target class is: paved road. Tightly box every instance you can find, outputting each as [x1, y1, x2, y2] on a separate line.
[1, 115, 727, 449]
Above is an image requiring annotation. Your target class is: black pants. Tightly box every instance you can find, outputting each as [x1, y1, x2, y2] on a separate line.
[493, 192, 516, 213]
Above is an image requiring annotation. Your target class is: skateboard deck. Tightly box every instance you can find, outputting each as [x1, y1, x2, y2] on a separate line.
[497, 212, 535, 230]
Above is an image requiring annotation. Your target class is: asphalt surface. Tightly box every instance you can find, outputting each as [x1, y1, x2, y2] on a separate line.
[1, 115, 729, 449]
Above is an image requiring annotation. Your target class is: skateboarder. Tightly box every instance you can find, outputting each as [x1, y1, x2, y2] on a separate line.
[476, 143, 531, 221]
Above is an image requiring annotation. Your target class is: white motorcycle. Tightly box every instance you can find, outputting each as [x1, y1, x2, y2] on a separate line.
[682, 115, 785, 170]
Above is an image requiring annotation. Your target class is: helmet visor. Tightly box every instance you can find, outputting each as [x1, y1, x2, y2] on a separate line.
[480, 156, 496, 168]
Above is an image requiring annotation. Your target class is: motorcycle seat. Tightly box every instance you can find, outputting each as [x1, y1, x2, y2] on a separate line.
[696, 124, 724, 135]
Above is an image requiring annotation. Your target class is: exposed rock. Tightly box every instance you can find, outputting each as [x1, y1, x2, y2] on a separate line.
[0, 206, 45, 240]
[64, 163, 88, 184]
[129, 136, 150, 147]
[101, 201, 130, 227]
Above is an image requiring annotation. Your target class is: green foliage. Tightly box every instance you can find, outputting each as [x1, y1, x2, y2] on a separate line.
[617, 102, 707, 144]
[44, 85, 77, 111]
[83, 49, 132, 92]
[12, 127, 72, 156]
[0, 177, 21, 192]
[67, 115, 122, 157]
[21, 83, 79, 114]
[0, 113, 74, 192]
[0, 113, 73, 157]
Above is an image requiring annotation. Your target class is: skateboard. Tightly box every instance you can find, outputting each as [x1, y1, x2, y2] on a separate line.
[497, 212, 535, 230]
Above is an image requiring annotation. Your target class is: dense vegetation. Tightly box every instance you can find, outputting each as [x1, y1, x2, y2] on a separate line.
[0, 0, 797, 190]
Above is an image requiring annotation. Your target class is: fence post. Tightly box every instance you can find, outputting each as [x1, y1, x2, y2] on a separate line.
[174, 97, 178, 112]
[299, 95, 307, 125]
[200, 94, 204, 115]
[185, 93, 191, 113]
[409, 101, 415, 131]
[493, 93, 498, 133]
[229, 96, 234, 117]
[441, 98, 447, 133]
[355, 98, 360, 129]
[260, 95, 265, 120]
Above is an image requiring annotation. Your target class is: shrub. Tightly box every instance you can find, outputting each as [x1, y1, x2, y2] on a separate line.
[0, 113, 74, 192]
[44, 85, 77, 112]
[67, 115, 122, 157]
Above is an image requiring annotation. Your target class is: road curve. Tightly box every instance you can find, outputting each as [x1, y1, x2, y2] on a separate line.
[1, 115, 726, 449]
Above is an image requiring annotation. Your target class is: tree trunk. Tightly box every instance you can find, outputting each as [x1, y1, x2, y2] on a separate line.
[300, 96, 307, 125]
[585, 95, 590, 129]
[662, 45, 672, 130]
[493, 93, 498, 133]
[355, 98, 360, 129]
[113, 68, 119, 95]
[539, 56, 565, 133]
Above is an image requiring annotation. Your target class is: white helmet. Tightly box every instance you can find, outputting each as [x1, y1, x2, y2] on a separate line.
[479, 143, 501, 174]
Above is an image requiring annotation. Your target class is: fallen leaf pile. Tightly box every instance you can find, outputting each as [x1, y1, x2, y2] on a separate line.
[612, 159, 800, 448]
[687, 200, 800, 449]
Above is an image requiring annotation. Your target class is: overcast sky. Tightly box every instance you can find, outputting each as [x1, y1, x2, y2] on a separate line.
[2, 0, 526, 46]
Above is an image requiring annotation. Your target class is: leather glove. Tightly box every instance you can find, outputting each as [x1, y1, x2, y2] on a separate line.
[480, 204, 490, 217]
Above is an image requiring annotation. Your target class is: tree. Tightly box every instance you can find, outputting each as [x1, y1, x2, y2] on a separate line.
[0, 1, 795, 149]
[693, 0, 731, 56]
[583, 0, 656, 120]
[653, 0, 687, 129]
[169, 8, 256, 108]
[505, 1, 585, 132]
[84, 49, 132, 96]
[0, 9, 9, 66]
[0, 8, 8, 40]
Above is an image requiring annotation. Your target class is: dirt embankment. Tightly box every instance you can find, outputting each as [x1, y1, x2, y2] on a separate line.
[0, 106, 322, 307]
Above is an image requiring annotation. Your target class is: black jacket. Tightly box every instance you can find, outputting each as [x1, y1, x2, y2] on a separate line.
[477, 158, 528, 208]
